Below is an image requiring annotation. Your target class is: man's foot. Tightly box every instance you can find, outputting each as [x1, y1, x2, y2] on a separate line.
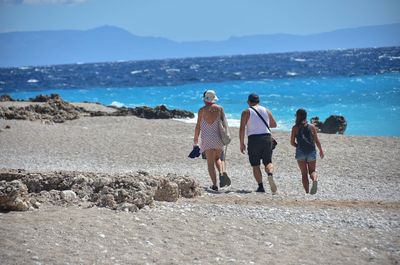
[310, 180, 318, 195]
[268, 176, 277, 194]
[256, 183, 265, 193]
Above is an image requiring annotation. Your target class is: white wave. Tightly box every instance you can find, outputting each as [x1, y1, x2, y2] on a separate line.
[234, 72, 242, 76]
[173, 116, 197, 124]
[0, 88, 3, 91]
[27, 79, 39, 83]
[110, 101, 125, 107]
[76, 62, 84, 65]
[292, 58, 306, 62]
[174, 115, 292, 132]
[286, 72, 298, 76]
[0, 81, 5, 85]
[379, 55, 400, 60]
[268, 94, 281, 98]
[130, 70, 143, 75]
[19, 66, 30, 70]
[165, 68, 181, 73]
[190, 64, 200, 70]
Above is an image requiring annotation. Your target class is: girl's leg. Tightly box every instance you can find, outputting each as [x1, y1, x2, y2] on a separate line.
[297, 160, 309, 193]
[307, 161, 317, 181]
[205, 149, 217, 186]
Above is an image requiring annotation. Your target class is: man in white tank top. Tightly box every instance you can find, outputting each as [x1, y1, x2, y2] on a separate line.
[239, 93, 278, 193]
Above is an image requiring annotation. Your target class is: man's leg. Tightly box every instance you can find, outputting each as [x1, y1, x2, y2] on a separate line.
[252, 166, 265, 192]
[252, 165, 263, 184]
[265, 163, 277, 194]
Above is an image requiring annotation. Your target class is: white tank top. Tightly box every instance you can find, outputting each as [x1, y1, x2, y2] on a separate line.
[247, 105, 271, 136]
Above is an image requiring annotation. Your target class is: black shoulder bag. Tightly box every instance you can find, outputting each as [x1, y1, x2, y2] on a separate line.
[250, 107, 278, 150]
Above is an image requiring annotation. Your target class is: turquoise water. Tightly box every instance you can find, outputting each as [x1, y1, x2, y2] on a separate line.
[10, 73, 400, 136]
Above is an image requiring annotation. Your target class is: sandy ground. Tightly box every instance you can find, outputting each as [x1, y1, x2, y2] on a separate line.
[0, 102, 399, 265]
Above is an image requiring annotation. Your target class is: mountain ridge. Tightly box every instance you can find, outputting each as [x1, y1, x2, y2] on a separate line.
[1, 23, 399, 67]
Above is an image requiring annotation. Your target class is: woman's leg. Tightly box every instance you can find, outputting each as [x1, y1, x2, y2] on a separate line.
[307, 161, 317, 181]
[205, 149, 217, 186]
[297, 160, 309, 193]
[213, 149, 223, 175]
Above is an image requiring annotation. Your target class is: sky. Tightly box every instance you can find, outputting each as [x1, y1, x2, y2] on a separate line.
[0, 0, 399, 41]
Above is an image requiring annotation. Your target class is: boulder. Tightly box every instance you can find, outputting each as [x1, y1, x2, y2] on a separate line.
[154, 178, 180, 202]
[60, 190, 77, 202]
[166, 173, 202, 198]
[0, 180, 32, 211]
[321, 115, 347, 134]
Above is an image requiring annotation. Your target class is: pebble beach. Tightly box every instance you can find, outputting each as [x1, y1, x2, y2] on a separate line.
[0, 101, 399, 265]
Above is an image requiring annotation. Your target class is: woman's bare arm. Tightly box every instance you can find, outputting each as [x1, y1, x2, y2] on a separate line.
[193, 108, 202, 145]
[290, 126, 298, 148]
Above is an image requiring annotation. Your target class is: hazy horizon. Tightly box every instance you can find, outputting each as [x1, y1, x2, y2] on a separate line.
[0, 0, 399, 41]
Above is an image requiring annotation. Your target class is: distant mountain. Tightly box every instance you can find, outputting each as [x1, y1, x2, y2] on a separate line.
[1, 23, 399, 67]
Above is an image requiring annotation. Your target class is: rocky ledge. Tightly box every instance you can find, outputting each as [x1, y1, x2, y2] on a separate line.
[0, 94, 194, 123]
[0, 169, 202, 212]
[311, 115, 347, 134]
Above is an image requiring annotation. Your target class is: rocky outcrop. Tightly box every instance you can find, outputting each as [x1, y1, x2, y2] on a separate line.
[0, 96, 84, 123]
[102, 104, 194, 119]
[0, 94, 195, 122]
[0, 180, 32, 211]
[0, 168, 201, 212]
[322, 115, 347, 134]
[310, 115, 347, 134]
[29, 93, 61, 102]
[0, 94, 14, 102]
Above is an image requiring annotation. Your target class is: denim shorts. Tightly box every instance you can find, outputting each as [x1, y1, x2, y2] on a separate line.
[295, 148, 316, 162]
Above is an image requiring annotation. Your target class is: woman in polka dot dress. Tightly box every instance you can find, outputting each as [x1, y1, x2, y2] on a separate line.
[193, 90, 226, 191]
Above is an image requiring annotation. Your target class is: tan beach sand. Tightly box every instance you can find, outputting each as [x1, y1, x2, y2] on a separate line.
[0, 102, 399, 264]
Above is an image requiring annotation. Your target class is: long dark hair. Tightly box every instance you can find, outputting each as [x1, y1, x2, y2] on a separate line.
[295, 108, 307, 127]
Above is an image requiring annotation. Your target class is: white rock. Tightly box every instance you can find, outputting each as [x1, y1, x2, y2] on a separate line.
[60, 190, 77, 201]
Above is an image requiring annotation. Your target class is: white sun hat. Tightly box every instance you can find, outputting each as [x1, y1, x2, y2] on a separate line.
[203, 90, 218, 103]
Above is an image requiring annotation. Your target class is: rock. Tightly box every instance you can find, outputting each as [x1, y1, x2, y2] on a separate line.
[117, 202, 139, 212]
[321, 115, 347, 134]
[60, 190, 77, 201]
[0, 94, 14, 102]
[310, 117, 323, 132]
[154, 179, 179, 202]
[5, 125, 10, 129]
[0, 97, 83, 123]
[29, 93, 61, 102]
[0, 180, 32, 211]
[166, 173, 202, 198]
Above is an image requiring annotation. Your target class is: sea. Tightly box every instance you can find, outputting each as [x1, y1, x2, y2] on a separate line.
[1, 47, 400, 136]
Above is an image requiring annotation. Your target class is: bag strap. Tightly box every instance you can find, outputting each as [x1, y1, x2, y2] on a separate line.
[250, 106, 271, 132]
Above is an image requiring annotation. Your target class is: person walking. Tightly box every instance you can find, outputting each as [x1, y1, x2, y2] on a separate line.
[239, 93, 278, 193]
[290, 108, 324, 194]
[193, 90, 230, 191]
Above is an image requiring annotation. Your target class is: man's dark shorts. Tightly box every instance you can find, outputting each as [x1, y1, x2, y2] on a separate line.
[248, 134, 272, 166]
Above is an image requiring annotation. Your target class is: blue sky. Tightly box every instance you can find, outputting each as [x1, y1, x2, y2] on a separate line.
[0, 0, 399, 41]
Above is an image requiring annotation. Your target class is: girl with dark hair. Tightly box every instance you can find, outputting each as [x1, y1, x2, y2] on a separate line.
[290, 108, 324, 194]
